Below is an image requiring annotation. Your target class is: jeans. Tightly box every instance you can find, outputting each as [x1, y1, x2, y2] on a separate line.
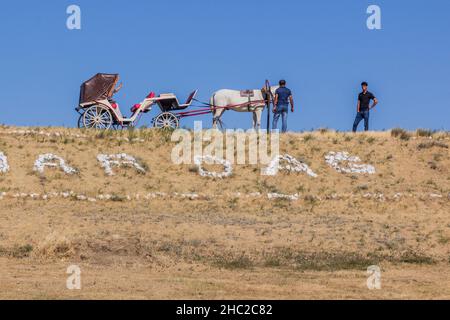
[273, 104, 289, 133]
[353, 110, 370, 132]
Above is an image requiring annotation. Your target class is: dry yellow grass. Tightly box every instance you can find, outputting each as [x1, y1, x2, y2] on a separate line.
[0, 126, 449, 299]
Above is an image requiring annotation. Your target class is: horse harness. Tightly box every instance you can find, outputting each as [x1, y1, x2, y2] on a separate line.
[240, 89, 271, 112]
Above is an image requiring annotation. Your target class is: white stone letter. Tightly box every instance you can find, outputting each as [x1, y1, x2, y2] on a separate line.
[34, 154, 77, 175]
[0, 152, 9, 174]
[262, 154, 317, 177]
[97, 154, 146, 176]
[325, 151, 375, 174]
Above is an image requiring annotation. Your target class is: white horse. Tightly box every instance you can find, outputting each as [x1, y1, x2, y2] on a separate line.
[210, 86, 278, 130]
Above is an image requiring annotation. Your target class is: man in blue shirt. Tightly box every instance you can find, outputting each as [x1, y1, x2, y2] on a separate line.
[273, 80, 294, 133]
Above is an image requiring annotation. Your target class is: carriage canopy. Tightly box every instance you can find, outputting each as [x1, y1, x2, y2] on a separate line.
[79, 73, 119, 104]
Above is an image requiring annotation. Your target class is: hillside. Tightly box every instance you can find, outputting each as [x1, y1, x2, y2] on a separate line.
[0, 126, 449, 299]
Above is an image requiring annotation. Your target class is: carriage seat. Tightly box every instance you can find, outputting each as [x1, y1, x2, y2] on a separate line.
[130, 104, 141, 113]
[157, 90, 198, 111]
[130, 92, 156, 113]
[179, 90, 198, 108]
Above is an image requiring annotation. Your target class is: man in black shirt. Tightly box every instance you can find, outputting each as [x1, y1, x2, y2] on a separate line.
[352, 82, 378, 132]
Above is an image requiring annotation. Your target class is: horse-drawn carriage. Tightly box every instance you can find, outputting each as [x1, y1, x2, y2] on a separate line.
[76, 73, 198, 129]
[76, 73, 275, 130]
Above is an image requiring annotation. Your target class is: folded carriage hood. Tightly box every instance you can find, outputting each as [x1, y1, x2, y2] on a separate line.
[79, 73, 119, 104]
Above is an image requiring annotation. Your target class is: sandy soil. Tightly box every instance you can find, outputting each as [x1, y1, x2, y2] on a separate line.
[0, 127, 448, 299]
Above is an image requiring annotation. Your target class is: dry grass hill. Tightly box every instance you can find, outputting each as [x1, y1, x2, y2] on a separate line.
[0, 126, 449, 299]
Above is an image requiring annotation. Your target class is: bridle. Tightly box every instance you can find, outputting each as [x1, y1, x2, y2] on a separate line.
[262, 80, 274, 105]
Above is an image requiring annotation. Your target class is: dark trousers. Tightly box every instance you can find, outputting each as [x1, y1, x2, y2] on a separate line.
[353, 110, 370, 132]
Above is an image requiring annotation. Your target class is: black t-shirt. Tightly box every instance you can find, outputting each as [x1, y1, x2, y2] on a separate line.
[358, 91, 376, 111]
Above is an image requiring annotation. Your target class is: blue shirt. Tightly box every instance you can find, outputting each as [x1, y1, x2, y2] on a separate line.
[275, 87, 292, 105]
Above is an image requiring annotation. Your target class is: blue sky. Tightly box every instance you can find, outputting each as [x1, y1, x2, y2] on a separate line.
[0, 0, 448, 131]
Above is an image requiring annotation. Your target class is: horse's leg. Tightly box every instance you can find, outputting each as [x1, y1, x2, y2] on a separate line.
[213, 108, 225, 129]
[257, 110, 262, 131]
[252, 112, 257, 130]
[211, 94, 219, 129]
[212, 109, 218, 129]
[254, 110, 262, 132]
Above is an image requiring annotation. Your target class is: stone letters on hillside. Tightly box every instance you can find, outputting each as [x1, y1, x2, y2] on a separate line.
[0, 151, 376, 179]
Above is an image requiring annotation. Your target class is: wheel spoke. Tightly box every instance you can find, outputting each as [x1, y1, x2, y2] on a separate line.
[82, 105, 112, 129]
[154, 112, 178, 129]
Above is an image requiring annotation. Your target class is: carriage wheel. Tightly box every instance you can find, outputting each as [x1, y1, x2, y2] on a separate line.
[82, 105, 113, 130]
[77, 114, 85, 128]
[153, 112, 179, 129]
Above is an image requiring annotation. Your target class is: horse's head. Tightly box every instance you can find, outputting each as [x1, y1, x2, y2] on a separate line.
[261, 84, 279, 103]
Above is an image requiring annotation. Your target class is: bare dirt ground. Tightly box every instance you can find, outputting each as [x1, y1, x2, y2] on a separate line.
[0, 127, 449, 299]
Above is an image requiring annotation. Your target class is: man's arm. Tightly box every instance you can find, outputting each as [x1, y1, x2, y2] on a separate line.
[370, 97, 379, 109]
[357, 100, 361, 113]
[273, 94, 278, 112]
[289, 95, 294, 112]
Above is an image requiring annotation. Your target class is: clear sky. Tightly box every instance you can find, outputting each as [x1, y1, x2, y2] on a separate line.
[0, 0, 448, 131]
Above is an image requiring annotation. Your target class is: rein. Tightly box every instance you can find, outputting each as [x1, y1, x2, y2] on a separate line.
[192, 98, 266, 111]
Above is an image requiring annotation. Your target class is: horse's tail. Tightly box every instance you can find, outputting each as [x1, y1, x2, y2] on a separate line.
[210, 93, 216, 120]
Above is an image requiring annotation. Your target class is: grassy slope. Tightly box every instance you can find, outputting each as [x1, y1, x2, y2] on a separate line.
[0, 127, 449, 299]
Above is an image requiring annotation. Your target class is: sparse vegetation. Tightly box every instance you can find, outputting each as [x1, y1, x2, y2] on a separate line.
[0, 244, 33, 258]
[303, 134, 315, 142]
[417, 141, 448, 150]
[428, 161, 438, 170]
[367, 137, 376, 144]
[213, 253, 253, 270]
[344, 135, 352, 142]
[110, 194, 127, 202]
[391, 128, 411, 140]
[356, 184, 369, 191]
[303, 194, 317, 204]
[416, 129, 434, 137]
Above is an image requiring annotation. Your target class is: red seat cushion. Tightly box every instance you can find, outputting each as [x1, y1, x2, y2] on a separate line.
[131, 104, 141, 113]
